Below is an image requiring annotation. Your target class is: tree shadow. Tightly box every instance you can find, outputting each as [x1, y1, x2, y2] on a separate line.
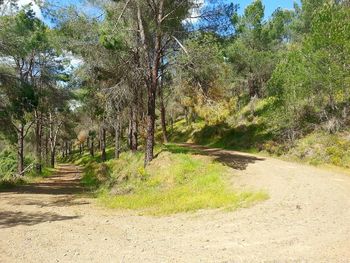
[170, 143, 265, 170]
[1, 165, 85, 196]
[0, 210, 80, 229]
[1, 195, 90, 208]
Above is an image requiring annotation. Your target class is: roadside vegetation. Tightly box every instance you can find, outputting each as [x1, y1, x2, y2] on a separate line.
[63, 144, 267, 215]
[168, 97, 350, 169]
[0, 148, 56, 189]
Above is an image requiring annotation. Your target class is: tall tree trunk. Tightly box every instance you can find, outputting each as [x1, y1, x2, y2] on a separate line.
[17, 124, 24, 176]
[90, 137, 94, 157]
[35, 112, 42, 174]
[128, 118, 132, 149]
[45, 133, 49, 165]
[65, 141, 68, 157]
[159, 71, 168, 143]
[62, 143, 65, 158]
[160, 102, 168, 143]
[145, 87, 157, 165]
[114, 115, 121, 159]
[50, 147, 55, 168]
[131, 95, 138, 152]
[143, 0, 164, 166]
[101, 128, 107, 162]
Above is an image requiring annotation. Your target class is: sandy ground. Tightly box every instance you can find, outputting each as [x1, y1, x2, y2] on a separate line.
[1, 146, 350, 263]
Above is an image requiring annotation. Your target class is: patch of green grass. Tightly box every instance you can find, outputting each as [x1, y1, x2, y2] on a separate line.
[168, 119, 273, 153]
[96, 148, 268, 215]
[64, 143, 268, 215]
[81, 163, 102, 189]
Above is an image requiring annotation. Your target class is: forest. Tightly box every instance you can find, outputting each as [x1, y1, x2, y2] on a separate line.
[1, 0, 350, 206]
[1, 0, 350, 261]
[1, 0, 349, 176]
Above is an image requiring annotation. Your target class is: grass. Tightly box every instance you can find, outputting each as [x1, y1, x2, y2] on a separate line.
[167, 98, 350, 170]
[286, 131, 350, 168]
[77, 144, 268, 216]
[0, 148, 56, 189]
[168, 119, 273, 154]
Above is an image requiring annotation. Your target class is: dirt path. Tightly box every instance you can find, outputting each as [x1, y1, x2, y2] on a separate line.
[1, 148, 350, 263]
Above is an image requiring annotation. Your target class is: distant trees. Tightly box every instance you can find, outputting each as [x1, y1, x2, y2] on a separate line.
[269, 1, 350, 136]
[0, 7, 72, 175]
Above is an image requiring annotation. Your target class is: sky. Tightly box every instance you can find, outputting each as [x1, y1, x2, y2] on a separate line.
[236, 0, 300, 18]
[10, 0, 301, 20]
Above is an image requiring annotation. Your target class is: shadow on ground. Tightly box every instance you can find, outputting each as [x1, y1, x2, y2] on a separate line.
[0, 210, 80, 229]
[0, 164, 90, 210]
[0, 165, 84, 195]
[169, 143, 265, 170]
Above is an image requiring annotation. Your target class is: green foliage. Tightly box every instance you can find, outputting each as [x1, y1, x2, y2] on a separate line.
[67, 144, 267, 215]
[287, 132, 350, 168]
[98, 147, 267, 215]
[268, 3, 350, 136]
[0, 149, 17, 180]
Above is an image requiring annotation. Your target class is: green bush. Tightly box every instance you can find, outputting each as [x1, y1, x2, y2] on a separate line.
[0, 149, 17, 180]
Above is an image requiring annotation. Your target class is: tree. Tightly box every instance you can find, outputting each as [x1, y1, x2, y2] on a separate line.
[0, 9, 42, 175]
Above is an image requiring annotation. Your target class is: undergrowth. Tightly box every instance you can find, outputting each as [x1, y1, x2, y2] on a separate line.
[73, 144, 267, 215]
[0, 148, 56, 189]
[168, 97, 350, 169]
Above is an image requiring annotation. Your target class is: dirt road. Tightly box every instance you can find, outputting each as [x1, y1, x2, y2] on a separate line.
[1, 147, 350, 263]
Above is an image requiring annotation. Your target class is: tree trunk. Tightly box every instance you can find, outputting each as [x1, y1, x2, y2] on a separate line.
[159, 73, 168, 143]
[128, 118, 132, 149]
[101, 128, 107, 161]
[131, 99, 138, 152]
[143, 0, 164, 166]
[35, 112, 42, 174]
[45, 133, 49, 165]
[90, 137, 94, 157]
[160, 103, 168, 143]
[145, 87, 156, 165]
[17, 124, 25, 176]
[62, 145, 65, 158]
[50, 147, 55, 168]
[115, 116, 120, 159]
[65, 141, 68, 157]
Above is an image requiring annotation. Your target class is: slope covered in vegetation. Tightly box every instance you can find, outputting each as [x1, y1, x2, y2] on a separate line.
[64, 145, 267, 215]
[168, 97, 350, 169]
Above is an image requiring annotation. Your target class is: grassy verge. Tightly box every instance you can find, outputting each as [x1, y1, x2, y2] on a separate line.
[168, 117, 350, 170]
[75, 144, 267, 215]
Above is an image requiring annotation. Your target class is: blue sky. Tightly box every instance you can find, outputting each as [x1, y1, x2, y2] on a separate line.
[47, 0, 300, 18]
[236, 0, 300, 18]
[18, 0, 301, 21]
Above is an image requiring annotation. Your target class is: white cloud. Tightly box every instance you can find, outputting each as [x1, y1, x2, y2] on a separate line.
[17, 0, 44, 19]
[185, 0, 205, 24]
[61, 51, 84, 71]
[0, 0, 44, 20]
